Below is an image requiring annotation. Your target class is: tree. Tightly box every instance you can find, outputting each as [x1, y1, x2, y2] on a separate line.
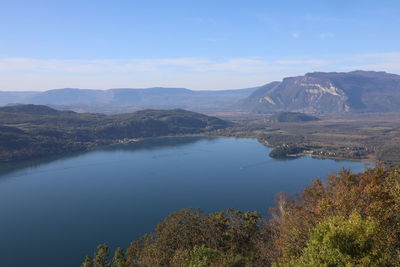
[274, 212, 390, 267]
[93, 244, 110, 267]
[83, 167, 400, 266]
[111, 247, 127, 267]
[81, 256, 93, 267]
[189, 245, 219, 267]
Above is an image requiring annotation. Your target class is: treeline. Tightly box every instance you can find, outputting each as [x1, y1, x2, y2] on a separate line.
[83, 166, 400, 266]
[268, 144, 305, 158]
[268, 112, 319, 123]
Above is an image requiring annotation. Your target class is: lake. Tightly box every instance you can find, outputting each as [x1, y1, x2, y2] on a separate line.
[0, 137, 368, 267]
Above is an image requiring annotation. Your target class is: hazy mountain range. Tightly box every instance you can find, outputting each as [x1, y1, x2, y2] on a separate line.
[0, 87, 258, 114]
[2, 71, 400, 114]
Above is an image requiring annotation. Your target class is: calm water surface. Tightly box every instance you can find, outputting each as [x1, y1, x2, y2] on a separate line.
[0, 137, 368, 267]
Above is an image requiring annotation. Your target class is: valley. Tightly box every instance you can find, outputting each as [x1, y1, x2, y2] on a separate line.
[2, 70, 400, 166]
[4, 2, 400, 266]
[215, 112, 400, 165]
[1, 103, 400, 166]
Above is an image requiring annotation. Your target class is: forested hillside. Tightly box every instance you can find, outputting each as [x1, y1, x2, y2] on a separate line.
[0, 105, 229, 162]
[268, 112, 319, 123]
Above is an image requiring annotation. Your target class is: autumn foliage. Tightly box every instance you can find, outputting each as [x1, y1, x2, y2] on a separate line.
[83, 166, 400, 266]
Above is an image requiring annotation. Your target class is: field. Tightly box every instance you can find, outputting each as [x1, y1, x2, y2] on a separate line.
[212, 112, 400, 166]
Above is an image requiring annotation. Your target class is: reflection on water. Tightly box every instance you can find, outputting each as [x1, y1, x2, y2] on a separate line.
[0, 136, 210, 178]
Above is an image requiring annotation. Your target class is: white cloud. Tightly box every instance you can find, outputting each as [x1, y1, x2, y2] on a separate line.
[351, 52, 400, 61]
[0, 57, 275, 75]
[1, 53, 400, 91]
[0, 57, 276, 90]
[192, 18, 215, 25]
[201, 37, 219, 42]
[319, 32, 334, 39]
[291, 33, 300, 39]
[301, 14, 349, 24]
[340, 52, 400, 73]
[275, 59, 328, 67]
[0, 57, 211, 73]
[207, 58, 271, 72]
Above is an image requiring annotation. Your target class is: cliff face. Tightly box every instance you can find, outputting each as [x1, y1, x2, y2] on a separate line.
[241, 71, 400, 113]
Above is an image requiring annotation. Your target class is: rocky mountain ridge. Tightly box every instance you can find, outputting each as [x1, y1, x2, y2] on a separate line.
[2, 71, 400, 114]
[241, 71, 400, 113]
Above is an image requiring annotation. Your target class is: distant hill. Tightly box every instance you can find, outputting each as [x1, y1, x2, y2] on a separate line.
[269, 112, 319, 123]
[0, 87, 259, 114]
[0, 91, 37, 105]
[241, 71, 400, 113]
[0, 104, 65, 115]
[0, 105, 230, 162]
[3, 71, 400, 114]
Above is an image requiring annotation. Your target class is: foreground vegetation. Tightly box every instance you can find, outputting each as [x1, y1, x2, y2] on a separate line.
[83, 166, 400, 266]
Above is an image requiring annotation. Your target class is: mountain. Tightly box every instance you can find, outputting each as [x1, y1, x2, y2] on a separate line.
[241, 71, 400, 113]
[0, 105, 230, 162]
[4, 71, 400, 114]
[0, 87, 258, 114]
[0, 91, 38, 105]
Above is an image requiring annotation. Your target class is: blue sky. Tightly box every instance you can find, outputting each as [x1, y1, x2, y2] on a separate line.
[1, 0, 399, 90]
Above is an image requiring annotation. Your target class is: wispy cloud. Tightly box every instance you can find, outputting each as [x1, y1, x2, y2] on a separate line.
[341, 52, 400, 73]
[319, 32, 334, 39]
[301, 14, 354, 24]
[275, 59, 328, 66]
[291, 33, 300, 39]
[0, 57, 277, 90]
[200, 37, 219, 42]
[1, 53, 400, 91]
[0, 57, 211, 73]
[192, 18, 215, 25]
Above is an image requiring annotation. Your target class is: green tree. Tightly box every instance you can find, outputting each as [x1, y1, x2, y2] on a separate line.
[93, 244, 110, 267]
[189, 245, 219, 267]
[274, 212, 390, 267]
[84, 167, 400, 266]
[81, 256, 93, 267]
[111, 247, 127, 267]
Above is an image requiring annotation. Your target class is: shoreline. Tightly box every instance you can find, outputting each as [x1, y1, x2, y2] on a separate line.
[0, 133, 378, 166]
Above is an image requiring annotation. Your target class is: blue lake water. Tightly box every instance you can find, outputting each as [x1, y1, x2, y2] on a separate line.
[0, 137, 368, 267]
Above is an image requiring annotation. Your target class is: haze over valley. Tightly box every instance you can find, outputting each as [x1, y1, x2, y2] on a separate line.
[2, 70, 400, 115]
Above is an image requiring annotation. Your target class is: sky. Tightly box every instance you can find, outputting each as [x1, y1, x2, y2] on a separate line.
[1, 0, 400, 91]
